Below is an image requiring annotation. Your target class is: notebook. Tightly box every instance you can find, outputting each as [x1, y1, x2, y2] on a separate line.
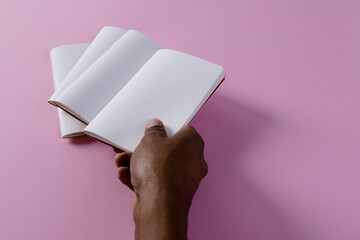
[50, 43, 89, 138]
[49, 26, 225, 151]
[49, 26, 127, 105]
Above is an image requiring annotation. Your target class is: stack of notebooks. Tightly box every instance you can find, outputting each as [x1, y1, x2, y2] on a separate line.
[49, 26, 225, 152]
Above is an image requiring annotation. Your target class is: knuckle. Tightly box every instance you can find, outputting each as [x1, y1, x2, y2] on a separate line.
[176, 126, 205, 149]
[189, 129, 204, 147]
[140, 134, 152, 146]
[139, 132, 166, 149]
[145, 126, 167, 137]
[197, 134, 205, 147]
[142, 132, 165, 144]
[203, 160, 208, 176]
[181, 125, 202, 139]
[182, 125, 195, 131]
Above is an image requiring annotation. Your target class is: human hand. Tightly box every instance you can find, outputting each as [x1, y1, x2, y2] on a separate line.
[114, 118, 207, 239]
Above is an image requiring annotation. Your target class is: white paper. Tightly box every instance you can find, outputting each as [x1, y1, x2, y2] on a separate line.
[84, 49, 225, 152]
[55, 30, 164, 123]
[50, 44, 89, 138]
[49, 26, 127, 104]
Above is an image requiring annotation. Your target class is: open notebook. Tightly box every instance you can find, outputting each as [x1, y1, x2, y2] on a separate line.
[50, 43, 89, 138]
[49, 26, 225, 152]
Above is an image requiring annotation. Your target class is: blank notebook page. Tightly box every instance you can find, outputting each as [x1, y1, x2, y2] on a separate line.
[50, 44, 89, 137]
[56, 30, 163, 123]
[84, 49, 225, 152]
[49, 26, 126, 102]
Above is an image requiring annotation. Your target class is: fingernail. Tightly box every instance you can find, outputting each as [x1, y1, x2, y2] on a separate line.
[146, 118, 162, 128]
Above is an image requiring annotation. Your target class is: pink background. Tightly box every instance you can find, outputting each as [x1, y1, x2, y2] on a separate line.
[1, 0, 360, 239]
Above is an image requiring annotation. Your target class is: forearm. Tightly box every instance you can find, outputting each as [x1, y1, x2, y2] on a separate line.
[135, 187, 189, 240]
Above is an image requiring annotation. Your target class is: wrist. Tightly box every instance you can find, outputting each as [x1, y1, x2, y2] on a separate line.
[135, 184, 189, 240]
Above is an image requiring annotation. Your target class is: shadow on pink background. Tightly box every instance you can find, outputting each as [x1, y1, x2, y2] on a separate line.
[1, 1, 360, 239]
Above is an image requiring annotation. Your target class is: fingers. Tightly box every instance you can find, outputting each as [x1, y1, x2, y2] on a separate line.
[118, 166, 130, 182]
[114, 152, 134, 191]
[202, 160, 209, 178]
[178, 124, 198, 134]
[114, 152, 131, 168]
[144, 118, 167, 138]
[174, 125, 204, 147]
[113, 147, 123, 153]
[117, 167, 134, 190]
[176, 125, 207, 178]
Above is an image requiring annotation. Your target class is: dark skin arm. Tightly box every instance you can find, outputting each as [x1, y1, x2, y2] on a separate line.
[114, 118, 208, 240]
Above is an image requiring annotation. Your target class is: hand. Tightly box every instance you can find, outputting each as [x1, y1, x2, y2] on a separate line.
[114, 118, 208, 240]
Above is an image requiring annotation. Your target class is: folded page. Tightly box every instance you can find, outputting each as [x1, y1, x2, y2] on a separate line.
[50, 43, 89, 138]
[55, 30, 164, 123]
[49, 26, 127, 104]
[84, 49, 225, 152]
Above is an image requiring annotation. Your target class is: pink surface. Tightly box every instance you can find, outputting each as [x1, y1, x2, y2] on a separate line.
[1, 1, 359, 239]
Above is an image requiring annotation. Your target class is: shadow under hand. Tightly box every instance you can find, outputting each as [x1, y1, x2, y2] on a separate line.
[188, 94, 295, 240]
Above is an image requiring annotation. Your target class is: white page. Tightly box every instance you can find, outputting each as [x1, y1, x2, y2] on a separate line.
[55, 30, 164, 123]
[50, 44, 89, 138]
[48, 26, 127, 104]
[84, 49, 225, 152]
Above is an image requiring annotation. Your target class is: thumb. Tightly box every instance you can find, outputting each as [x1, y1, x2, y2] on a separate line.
[144, 118, 167, 138]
